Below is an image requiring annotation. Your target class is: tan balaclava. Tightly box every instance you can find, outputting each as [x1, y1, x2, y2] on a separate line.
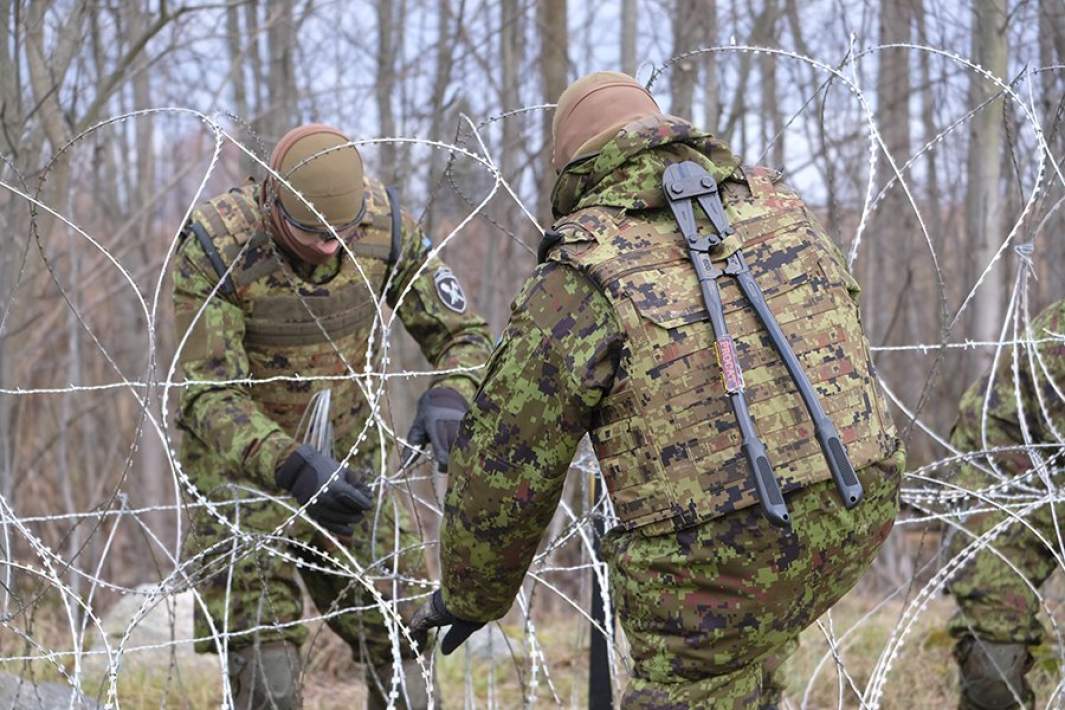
[551, 71, 663, 172]
[264, 124, 365, 265]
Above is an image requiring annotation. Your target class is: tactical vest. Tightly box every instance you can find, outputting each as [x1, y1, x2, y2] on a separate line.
[182, 179, 401, 453]
[547, 167, 897, 536]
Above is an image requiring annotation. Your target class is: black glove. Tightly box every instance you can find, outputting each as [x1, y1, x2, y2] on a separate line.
[406, 387, 468, 472]
[409, 589, 485, 655]
[274, 444, 373, 536]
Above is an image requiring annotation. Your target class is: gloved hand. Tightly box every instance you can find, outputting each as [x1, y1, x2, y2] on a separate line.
[409, 589, 485, 655]
[406, 387, 468, 472]
[274, 444, 373, 536]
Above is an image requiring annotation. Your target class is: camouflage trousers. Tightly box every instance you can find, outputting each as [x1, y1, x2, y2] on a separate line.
[185, 482, 431, 685]
[944, 434, 1060, 709]
[945, 461, 1061, 647]
[602, 450, 902, 709]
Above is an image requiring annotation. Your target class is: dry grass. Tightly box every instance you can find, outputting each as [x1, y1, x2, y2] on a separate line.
[782, 585, 1063, 709]
[4, 584, 1065, 707]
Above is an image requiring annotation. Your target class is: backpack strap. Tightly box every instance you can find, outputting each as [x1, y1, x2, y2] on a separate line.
[386, 186, 402, 266]
[380, 186, 404, 294]
[186, 221, 236, 297]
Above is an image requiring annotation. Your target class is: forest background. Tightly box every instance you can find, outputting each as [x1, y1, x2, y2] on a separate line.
[0, 0, 1064, 706]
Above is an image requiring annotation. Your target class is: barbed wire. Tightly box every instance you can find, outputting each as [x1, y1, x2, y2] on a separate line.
[0, 40, 1064, 710]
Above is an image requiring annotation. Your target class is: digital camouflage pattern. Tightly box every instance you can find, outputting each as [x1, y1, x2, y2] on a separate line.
[550, 116, 896, 535]
[172, 175, 492, 682]
[439, 114, 902, 706]
[946, 299, 1065, 708]
[606, 457, 901, 708]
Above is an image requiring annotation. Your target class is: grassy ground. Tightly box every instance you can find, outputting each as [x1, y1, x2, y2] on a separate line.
[4, 585, 1065, 707]
[781, 584, 1063, 708]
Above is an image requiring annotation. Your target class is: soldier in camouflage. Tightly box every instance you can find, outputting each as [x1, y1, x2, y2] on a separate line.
[945, 300, 1065, 710]
[172, 123, 492, 709]
[411, 72, 903, 707]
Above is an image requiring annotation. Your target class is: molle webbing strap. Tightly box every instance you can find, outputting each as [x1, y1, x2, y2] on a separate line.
[243, 305, 376, 347]
[187, 222, 236, 297]
[386, 186, 402, 266]
[242, 282, 378, 347]
[225, 186, 261, 226]
[380, 186, 402, 296]
[663, 161, 863, 524]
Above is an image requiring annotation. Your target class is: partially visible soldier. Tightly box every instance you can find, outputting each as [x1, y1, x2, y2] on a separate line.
[945, 299, 1065, 710]
[411, 72, 903, 707]
[173, 123, 492, 709]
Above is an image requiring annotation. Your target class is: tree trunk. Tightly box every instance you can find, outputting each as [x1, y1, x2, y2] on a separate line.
[0, 0, 11, 616]
[537, 0, 568, 222]
[246, 0, 266, 154]
[1038, 0, 1065, 301]
[759, 0, 782, 166]
[869, 0, 913, 347]
[375, 0, 398, 182]
[784, 0, 839, 231]
[227, 1, 257, 176]
[670, 0, 698, 118]
[621, 0, 637, 75]
[915, 2, 942, 258]
[425, 0, 456, 235]
[480, 0, 523, 330]
[701, 0, 719, 132]
[0, 0, 14, 159]
[720, 0, 775, 140]
[265, 0, 298, 141]
[965, 0, 1008, 353]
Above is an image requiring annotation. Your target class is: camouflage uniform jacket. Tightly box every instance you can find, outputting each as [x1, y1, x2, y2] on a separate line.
[173, 177, 492, 491]
[952, 299, 1065, 480]
[439, 115, 897, 622]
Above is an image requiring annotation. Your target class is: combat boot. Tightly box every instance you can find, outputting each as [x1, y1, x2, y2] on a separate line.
[365, 658, 437, 710]
[227, 641, 302, 710]
[955, 636, 1034, 709]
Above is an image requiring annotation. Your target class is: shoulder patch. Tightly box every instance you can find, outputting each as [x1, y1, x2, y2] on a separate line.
[433, 266, 468, 313]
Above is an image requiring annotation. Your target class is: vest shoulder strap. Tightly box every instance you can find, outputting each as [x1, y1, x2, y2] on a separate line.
[386, 185, 402, 266]
[185, 222, 236, 296]
[182, 186, 261, 296]
[543, 206, 621, 266]
[341, 179, 397, 262]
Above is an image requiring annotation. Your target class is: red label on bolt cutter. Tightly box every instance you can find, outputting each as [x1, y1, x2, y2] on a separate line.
[715, 336, 744, 393]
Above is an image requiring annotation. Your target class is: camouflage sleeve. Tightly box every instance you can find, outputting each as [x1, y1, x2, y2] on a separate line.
[955, 300, 1065, 465]
[438, 262, 623, 622]
[173, 237, 297, 488]
[386, 212, 494, 402]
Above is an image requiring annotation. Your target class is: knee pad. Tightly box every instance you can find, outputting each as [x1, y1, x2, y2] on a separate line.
[955, 637, 1034, 710]
[228, 641, 302, 710]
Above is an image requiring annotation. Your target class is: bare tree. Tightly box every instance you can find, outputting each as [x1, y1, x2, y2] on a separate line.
[759, 0, 783, 166]
[671, 0, 699, 117]
[868, 0, 913, 345]
[701, 0, 720, 132]
[425, 0, 459, 235]
[966, 0, 1008, 351]
[374, 0, 399, 182]
[537, 0, 568, 222]
[621, 0, 637, 76]
[1037, 0, 1065, 297]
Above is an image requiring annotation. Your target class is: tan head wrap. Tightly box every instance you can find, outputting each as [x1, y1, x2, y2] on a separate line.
[264, 124, 364, 264]
[551, 71, 662, 171]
